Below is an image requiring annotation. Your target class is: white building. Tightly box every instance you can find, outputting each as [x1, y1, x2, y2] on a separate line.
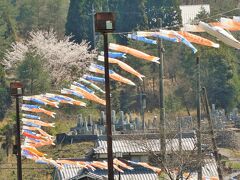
[180, 4, 210, 25]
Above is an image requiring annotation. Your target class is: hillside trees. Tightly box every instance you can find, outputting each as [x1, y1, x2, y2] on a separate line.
[146, 0, 182, 29]
[0, 0, 18, 58]
[0, 66, 10, 119]
[177, 44, 239, 112]
[16, 0, 69, 37]
[0, 0, 17, 120]
[16, 52, 50, 95]
[3, 30, 96, 88]
[65, 0, 106, 47]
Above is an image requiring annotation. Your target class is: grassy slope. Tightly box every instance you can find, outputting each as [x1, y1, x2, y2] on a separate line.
[0, 142, 94, 180]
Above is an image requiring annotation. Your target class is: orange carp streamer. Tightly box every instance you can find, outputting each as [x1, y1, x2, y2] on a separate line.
[109, 43, 159, 63]
[178, 31, 219, 48]
[98, 56, 145, 80]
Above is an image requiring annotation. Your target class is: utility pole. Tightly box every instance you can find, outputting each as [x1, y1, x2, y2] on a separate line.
[10, 82, 24, 180]
[157, 18, 166, 163]
[140, 91, 146, 131]
[178, 117, 183, 180]
[202, 87, 223, 180]
[92, 4, 96, 48]
[196, 57, 202, 180]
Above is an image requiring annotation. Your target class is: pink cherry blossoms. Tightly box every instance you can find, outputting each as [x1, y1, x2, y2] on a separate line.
[2, 30, 96, 85]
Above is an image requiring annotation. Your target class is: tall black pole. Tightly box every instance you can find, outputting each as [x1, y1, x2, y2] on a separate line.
[158, 19, 166, 163]
[140, 92, 145, 131]
[103, 32, 114, 180]
[91, 4, 96, 48]
[15, 96, 22, 180]
[202, 87, 223, 180]
[178, 118, 183, 180]
[196, 56, 202, 180]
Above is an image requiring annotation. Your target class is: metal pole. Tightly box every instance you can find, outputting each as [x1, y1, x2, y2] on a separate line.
[16, 96, 22, 180]
[178, 118, 183, 180]
[92, 4, 96, 48]
[103, 32, 114, 180]
[140, 92, 145, 131]
[196, 56, 202, 180]
[202, 87, 223, 180]
[158, 18, 166, 163]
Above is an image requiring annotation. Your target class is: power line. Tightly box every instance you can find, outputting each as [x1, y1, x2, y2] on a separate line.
[105, 7, 240, 35]
[199, 7, 240, 22]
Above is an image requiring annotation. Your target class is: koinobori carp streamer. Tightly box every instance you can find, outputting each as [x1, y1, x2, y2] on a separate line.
[137, 30, 197, 53]
[83, 75, 105, 83]
[71, 84, 106, 105]
[79, 77, 105, 94]
[89, 63, 136, 86]
[127, 34, 157, 45]
[199, 21, 240, 49]
[109, 43, 160, 63]
[98, 55, 145, 81]
[21, 104, 56, 118]
[178, 31, 219, 48]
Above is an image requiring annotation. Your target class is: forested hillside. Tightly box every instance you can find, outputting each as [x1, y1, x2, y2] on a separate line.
[1, 0, 240, 179]
[65, 0, 240, 114]
[0, 0, 240, 120]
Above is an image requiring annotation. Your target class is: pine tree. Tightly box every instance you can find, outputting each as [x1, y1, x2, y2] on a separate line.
[0, 65, 10, 120]
[146, 0, 182, 29]
[0, 0, 18, 58]
[16, 52, 50, 95]
[0, 0, 16, 119]
[114, 0, 148, 44]
[65, 0, 106, 48]
[17, 0, 69, 38]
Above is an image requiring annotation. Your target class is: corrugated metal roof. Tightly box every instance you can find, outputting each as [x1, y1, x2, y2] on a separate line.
[54, 164, 84, 180]
[54, 159, 218, 180]
[94, 137, 196, 154]
[202, 159, 218, 177]
[54, 164, 158, 180]
[92, 168, 158, 180]
[191, 159, 218, 179]
[70, 171, 104, 180]
[180, 4, 210, 25]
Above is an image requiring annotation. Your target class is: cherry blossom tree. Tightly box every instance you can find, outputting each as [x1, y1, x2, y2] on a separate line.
[2, 30, 96, 85]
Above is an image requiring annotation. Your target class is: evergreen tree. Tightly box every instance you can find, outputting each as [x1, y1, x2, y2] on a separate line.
[116, 0, 147, 32]
[0, 0, 18, 58]
[65, 0, 106, 47]
[16, 52, 50, 95]
[17, 0, 69, 37]
[114, 0, 148, 44]
[0, 65, 10, 120]
[146, 0, 182, 29]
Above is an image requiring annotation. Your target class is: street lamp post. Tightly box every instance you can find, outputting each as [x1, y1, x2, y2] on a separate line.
[10, 82, 24, 180]
[95, 12, 115, 180]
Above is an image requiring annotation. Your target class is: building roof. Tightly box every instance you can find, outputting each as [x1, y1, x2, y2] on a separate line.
[180, 4, 210, 25]
[53, 158, 218, 180]
[202, 159, 218, 177]
[54, 164, 84, 180]
[54, 164, 158, 180]
[191, 159, 218, 179]
[94, 135, 196, 154]
[70, 171, 104, 180]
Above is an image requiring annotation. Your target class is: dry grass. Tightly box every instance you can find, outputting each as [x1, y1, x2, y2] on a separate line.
[0, 142, 94, 180]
